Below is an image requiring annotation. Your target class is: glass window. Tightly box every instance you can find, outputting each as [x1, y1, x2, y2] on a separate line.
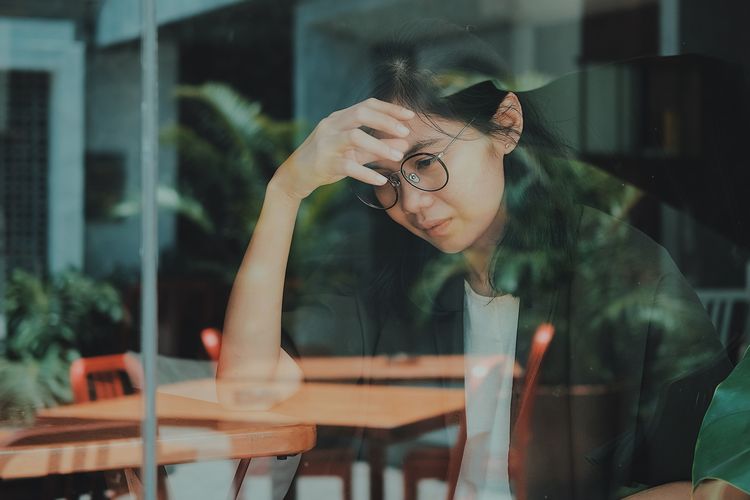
[2, 1, 748, 499]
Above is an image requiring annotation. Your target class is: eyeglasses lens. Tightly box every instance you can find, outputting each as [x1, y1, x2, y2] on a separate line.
[401, 153, 448, 191]
[351, 176, 397, 209]
[352, 154, 447, 209]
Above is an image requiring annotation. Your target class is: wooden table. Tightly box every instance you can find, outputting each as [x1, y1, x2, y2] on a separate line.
[157, 379, 465, 500]
[2, 380, 462, 500]
[0, 398, 315, 499]
[298, 354, 521, 382]
[0, 416, 314, 480]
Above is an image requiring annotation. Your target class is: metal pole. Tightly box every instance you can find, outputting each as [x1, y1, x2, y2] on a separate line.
[140, 0, 158, 498]
[0, 206, 6, 351]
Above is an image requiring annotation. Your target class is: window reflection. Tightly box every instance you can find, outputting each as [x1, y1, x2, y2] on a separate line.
[1, 1, 749, 500]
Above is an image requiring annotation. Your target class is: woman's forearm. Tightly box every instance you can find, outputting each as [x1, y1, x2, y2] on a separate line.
[623, 481, 692, 499]
[694, 480, 750, 500]
[217, 175, 301, 382]
[215, 98, 411, 406]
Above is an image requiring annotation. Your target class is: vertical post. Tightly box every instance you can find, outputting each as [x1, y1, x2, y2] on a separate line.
[0, 76, 6, 343]
[659, 0, 680, 56]
[140, 0, 158, 499]
[0, 206, 6, 350]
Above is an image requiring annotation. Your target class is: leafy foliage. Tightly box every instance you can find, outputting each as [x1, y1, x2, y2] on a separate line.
[693, 348, 750, 494]
[0, 269, 126, 423]
[162, 82, 350, 287]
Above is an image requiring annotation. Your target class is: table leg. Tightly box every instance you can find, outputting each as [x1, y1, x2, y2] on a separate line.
[229, 458, 252, 500]
[124, 467, 170, 500]
[369, 441, 385, 500]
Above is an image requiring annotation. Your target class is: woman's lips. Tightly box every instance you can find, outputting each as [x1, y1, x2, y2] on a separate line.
[423, 218, 451, 237]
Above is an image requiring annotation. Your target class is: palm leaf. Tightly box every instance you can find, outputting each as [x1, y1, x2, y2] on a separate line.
[177, 83, 262, 159]
[109, 186, 214, 232]
[160, 126, 226, 171]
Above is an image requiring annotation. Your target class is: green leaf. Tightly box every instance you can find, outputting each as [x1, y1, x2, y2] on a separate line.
[160, 126, 225, 172]
[110, 186, 215, 231]
[693, 348, 750, 494]
[177, 83, 262, 156]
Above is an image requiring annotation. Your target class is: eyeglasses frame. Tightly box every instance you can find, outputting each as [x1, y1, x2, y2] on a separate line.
[356, 118, 476, 210]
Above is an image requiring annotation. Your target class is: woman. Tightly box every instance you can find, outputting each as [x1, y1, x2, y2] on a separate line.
[217, 25, 732, 500]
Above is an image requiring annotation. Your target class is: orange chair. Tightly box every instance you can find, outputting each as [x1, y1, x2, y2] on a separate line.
[70, 353, 143, 403]
[200, 327, 354, 500]
[507, 323, 555, 500]
[69, 353, 168, 499]
[200, 327, 222, 362]
[403, 323, 556, 500]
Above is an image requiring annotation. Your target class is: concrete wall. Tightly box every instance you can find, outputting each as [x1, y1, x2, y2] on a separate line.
[96, 0, 245, 46]
[84, 39, 178, 278]
[0, 17, 85, 273]
[294, 0, 582, 123]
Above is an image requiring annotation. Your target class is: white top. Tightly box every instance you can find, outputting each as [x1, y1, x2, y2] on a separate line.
[455, 281, 520, 500]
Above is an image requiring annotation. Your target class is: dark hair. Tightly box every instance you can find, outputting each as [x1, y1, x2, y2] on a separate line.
[366, 22, 578, 316]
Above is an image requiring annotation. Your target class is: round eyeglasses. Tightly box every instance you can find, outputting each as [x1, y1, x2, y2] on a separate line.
[351, 119, 474, 210]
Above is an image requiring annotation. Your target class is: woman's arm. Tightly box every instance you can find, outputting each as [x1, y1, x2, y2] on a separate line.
[215, 98, 413, 408]
[694, 480, 750, 500]
[623, 481, 750, 500]
[218, 177, 302, 379]
[623, 481, 692, 499]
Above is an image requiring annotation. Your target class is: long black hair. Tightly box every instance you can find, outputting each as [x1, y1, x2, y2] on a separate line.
[365, 22, 579, 316]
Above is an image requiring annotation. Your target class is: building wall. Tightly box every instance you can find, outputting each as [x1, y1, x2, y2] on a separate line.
[294, 0, 582, 124]
[84, 40, 178, 278]
[0, 17, 85, 274]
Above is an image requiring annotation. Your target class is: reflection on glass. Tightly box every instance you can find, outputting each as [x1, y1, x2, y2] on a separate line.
[2, 1, 749, 500]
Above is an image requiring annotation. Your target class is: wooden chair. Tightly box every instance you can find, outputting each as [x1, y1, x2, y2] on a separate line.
[200, 327, 222, 363]
[507, 323, 555, 500]
[70, 354, 143, 403]
[402, 323, 556, 500]
[69, 353, 168, 499]
[200, 327, 354, 500]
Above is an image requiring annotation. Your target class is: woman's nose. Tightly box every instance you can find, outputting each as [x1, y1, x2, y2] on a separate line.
[398, 183, 434, 213]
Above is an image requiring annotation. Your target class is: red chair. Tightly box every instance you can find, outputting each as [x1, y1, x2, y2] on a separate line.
[507, 323, 555, 500]
[69, 353, 168, 499]
[200, 327, 222, 362]
[70, 353, 143, 403]
[403, 323, 556, 500]
[200, 327, 354, 500]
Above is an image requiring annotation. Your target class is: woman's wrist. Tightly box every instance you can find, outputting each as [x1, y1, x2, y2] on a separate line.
[268, 168, 306, 206]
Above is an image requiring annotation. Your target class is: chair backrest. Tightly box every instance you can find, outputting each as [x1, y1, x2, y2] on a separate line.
[200, 327, 222, 362]
[697, 288, 749, 353]
[69, 353, 143, 403]
[509, 323, 556, 500]
[444, 323, 555, 500]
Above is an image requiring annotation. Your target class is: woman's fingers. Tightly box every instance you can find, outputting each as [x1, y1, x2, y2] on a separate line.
[355, 138, 410, 166]
[332, 99, 414, 137]
[361, 97, 415, 119]
[340, 159, 389, 186]
[275, 98, 413, 199]
[342, 129, 404, 164]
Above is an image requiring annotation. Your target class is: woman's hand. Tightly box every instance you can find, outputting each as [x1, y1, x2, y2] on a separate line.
[272, 98, 414, 200]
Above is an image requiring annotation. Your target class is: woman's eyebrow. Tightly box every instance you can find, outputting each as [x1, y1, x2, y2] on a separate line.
[404, 138, 442, 158]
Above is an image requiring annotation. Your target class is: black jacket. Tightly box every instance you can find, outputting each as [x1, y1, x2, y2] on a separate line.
[282, 206, 732, 499]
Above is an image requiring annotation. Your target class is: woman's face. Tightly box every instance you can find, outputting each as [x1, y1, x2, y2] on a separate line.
[375, 114, 511, 255]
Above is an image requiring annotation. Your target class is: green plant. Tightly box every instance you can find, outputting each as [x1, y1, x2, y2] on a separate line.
[693, 347, 750, 495]
[160, 82, 350, 287]
[0, 269, 126, 423]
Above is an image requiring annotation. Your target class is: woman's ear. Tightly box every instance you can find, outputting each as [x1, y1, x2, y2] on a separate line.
[492, 92, 523, 154]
